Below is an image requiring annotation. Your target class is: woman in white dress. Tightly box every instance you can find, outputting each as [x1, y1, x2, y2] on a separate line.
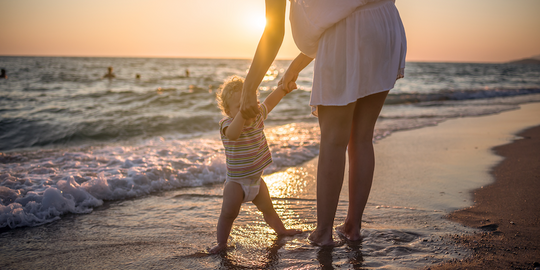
[240, 0, 406, 246]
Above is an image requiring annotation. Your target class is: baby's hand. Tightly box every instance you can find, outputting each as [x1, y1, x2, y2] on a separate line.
[277, 79, 297, 94]
[286, 81, 298, 93]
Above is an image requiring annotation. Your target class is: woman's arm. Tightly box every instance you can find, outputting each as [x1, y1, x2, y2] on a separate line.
[240, 0, 287, 119]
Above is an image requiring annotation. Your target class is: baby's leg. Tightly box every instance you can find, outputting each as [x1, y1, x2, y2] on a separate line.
[209, 181, 244, 254]
[252, 180, 301, 236]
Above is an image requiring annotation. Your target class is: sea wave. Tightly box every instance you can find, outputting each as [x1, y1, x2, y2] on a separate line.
[386, 88, 540, 105]
[0, 123, 320, 229]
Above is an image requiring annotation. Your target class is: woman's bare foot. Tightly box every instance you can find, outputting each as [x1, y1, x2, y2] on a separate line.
[208, 243, 227, 254]
[277, 229, 303, 236]
[335, 224, 362, 242]
[308, 228, 334, 246]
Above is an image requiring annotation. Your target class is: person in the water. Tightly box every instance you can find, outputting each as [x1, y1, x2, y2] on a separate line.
[103, 66, 116, 79]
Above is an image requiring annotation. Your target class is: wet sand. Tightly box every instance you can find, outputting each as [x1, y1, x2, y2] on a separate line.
[429, 125, 540, 269]
[367, 102, 540, 269]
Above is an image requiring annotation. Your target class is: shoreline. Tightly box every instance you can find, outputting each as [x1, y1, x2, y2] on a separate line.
[368, 103, 540, 213]
[429, 125, 540, 269]
[361, 102, 540, 267]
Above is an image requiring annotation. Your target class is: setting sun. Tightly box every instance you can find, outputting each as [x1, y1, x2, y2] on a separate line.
[247, 14, 267, 32]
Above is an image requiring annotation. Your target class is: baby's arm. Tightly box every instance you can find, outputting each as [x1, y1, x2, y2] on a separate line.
[224, 112, 246, 140]
[263, 84, 295, 114]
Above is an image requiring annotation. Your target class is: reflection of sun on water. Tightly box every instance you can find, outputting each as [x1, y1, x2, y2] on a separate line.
[263, 65, 279, 82]
[265, 124, 320, 149]
[247, 64, 278, 83]
[264, 168, 310, 198]
[262, 167, 316, 232]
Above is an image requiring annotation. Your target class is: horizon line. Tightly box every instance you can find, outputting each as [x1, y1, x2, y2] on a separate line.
[0, 53, 537, 64]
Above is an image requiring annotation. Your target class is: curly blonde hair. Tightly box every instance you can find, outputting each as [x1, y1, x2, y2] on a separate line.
[216, 75, 258, 116]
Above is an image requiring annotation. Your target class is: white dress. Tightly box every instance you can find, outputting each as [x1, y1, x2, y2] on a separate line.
[290, 0, 406, 116]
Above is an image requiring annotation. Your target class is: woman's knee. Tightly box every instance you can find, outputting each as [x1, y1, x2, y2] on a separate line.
[318, 103, 356, 149]
[321, 132, 350, 150]
[350, 128, 376, 144]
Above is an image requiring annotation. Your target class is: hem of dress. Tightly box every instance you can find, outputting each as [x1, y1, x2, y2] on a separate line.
[310, 86, 396, 117]
[397, 68, 405, 80]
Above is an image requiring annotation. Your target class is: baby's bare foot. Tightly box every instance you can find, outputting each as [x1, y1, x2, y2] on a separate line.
[308, 229, 334, 246]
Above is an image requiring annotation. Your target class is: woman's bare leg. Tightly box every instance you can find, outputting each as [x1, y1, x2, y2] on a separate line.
[336, 91, 389, 241]
[308, 102, 356, 246]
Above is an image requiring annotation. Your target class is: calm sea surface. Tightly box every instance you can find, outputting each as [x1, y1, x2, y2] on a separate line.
[1, 56, 539, 269]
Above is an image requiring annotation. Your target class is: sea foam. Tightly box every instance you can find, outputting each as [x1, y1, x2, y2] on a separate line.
[0, 123, 320, 229]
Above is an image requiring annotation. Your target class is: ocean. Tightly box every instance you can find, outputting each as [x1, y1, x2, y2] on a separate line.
[1, 56, 539, 269]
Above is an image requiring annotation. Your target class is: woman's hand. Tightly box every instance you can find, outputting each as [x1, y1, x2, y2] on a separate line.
[280, 53, 314, 93]
[279, 71, 299, 93]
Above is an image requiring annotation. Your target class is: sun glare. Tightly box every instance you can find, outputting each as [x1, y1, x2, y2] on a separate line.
[247, 14, 267, 31]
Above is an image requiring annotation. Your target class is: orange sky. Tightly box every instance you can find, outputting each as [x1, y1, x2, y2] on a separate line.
[1, 0, 539, 63]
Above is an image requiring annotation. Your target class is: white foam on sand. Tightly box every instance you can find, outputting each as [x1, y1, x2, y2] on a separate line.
[0, 123, 322, 229]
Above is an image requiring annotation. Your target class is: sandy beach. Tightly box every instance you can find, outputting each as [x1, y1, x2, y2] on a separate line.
[370, 102, 540, 270]
[370, 102, 540, 269]
[429, 121, 540, 268]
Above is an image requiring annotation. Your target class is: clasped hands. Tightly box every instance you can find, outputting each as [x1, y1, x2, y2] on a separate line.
[240, 72, 299, 119]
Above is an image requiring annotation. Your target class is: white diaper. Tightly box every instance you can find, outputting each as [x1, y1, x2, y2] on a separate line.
[225, 173, 262, 203]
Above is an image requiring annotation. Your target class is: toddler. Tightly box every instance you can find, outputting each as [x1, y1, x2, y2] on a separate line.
[210, 75, 301, 254]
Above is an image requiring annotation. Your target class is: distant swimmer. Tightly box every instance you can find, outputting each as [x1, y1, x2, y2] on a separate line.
[0, 69, 6, 79]
[185, 69, 190, 78]
[103, 66, 116, 79]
